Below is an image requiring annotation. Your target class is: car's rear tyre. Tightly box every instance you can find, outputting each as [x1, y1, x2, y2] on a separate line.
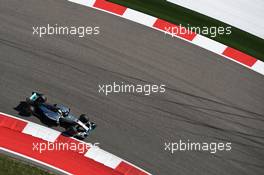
[66, 126, 78, 136]
[77, 136, 85, 140]
[23, 104, 34, 116]
[23, 108, 31, 116]
[79, 114, 89, 123]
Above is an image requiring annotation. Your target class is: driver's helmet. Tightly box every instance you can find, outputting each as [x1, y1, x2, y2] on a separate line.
[56, 104, 70, 117]
[58, 109, 63, 116]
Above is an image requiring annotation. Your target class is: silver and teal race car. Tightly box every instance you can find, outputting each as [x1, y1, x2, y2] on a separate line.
[24, 92, 96, 140]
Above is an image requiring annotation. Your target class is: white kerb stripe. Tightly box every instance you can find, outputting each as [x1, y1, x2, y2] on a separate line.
[192, 34, 227, 54]
[22, 122, 61, 142]
[84, 147, 122, 169]
[67, 0, 96, 7]
[123, 9, 157, 27]
[251, 60, 264, 75]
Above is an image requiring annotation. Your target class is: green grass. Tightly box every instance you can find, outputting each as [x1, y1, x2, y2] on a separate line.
[0, 154, 53, 175]
[108, 0, 264, 61]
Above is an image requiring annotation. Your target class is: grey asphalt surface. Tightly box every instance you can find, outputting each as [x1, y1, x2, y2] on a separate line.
[1, 0, 264, 175]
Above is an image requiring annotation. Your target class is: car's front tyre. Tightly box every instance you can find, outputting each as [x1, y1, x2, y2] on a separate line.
[79, 114, 89, 123]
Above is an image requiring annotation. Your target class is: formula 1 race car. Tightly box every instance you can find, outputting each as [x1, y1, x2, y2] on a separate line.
[24, 92, 96, 140]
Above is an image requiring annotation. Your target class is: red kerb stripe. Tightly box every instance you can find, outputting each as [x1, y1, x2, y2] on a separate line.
[223, 47, 257, 67]
[93, 0, 127, 15]
[116, 161, 148, 175]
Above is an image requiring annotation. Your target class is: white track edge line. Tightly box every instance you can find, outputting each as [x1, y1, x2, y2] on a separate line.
[0, 147, 72, 175]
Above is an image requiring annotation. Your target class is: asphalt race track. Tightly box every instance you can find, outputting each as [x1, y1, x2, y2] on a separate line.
[1, 0, 264, 175]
